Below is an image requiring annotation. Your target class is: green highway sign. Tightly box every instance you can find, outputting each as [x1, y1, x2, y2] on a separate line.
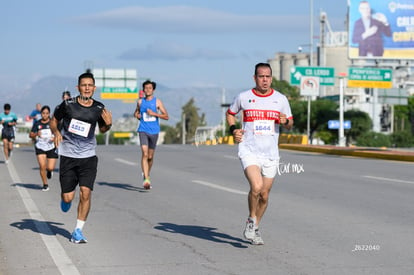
[290, 66, 335, 86]
[101, 87, 138, 100]
[348, 67, 393, 89]
[101, 87, 137, 93]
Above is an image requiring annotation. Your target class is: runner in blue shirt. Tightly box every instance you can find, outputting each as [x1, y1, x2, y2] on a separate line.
[29, 103, 42, 124]
[0, 103, 18, 164]
[134, 80, 169, 190]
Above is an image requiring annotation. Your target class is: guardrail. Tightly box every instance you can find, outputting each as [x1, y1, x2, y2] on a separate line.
[194, 134, 308, 146]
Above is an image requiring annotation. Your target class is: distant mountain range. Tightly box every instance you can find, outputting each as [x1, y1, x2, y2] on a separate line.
[3, 75, 246, 127]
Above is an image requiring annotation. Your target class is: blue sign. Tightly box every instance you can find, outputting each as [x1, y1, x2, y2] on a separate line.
[328, 120, 351, 130]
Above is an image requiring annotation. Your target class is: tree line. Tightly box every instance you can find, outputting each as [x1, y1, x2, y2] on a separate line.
[115, 78, 414, 147]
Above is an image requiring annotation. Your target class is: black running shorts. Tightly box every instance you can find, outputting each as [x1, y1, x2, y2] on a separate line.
[35, 147, 58, 158]
[1, 127, 15, 141]
[59, 155, 98, 193]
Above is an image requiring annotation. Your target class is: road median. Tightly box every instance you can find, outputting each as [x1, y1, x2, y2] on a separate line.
[279, 144, 414, 162]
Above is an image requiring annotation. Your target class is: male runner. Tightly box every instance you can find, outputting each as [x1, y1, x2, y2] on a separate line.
[226, 63, 293, 245]
[134, 80, 169, 189]
[50, 72, 112, 243]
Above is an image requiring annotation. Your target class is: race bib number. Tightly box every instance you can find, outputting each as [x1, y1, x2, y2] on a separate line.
[68, 118, 91, 137]
[143, 112, 156, 122]
[253, 120, 275, 135]
[40, 128, 52, 139]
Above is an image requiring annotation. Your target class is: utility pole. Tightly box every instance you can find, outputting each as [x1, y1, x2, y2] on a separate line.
[306, 0, 314, 144]
[338, 73, 346, 147]
[222, 88, 226, 136]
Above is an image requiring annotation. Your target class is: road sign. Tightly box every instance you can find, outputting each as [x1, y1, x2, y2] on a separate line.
[328, 120, 351, 130]
[300, 76, 320, 96]
[347, 67, 393, 88]
[100, 87, 138, 100]
[113, 132, 133, 138]
[93, 68, 138, 100]
[290, 66, 335, 86]
[378, 88, 408, 105]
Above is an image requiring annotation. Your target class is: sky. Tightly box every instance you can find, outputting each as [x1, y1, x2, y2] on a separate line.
[0, 0, 348, 98]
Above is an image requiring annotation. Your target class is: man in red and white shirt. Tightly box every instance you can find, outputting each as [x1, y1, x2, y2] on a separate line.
[227, 62, 293, 245]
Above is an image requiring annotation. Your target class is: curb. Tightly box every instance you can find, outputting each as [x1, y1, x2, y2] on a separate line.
[279, 144, 414, 162]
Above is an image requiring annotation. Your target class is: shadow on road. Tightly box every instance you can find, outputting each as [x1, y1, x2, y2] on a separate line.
[12, 183, 43, 190]
[10, 219, 71, 239]
[31, 167, 59, 172]
[97, 181, 149, 192]
[154, 222, 250, 248]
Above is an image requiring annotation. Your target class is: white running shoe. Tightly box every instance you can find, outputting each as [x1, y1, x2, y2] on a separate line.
[243, 218, 256, 240]
[251, 229, 264, 245]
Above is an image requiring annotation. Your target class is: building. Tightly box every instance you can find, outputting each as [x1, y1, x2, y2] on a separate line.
[268, 11, 412, 134]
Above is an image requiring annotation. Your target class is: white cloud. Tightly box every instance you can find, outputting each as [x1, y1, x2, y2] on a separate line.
[73, 5, 306, 33]
[119, 41, 236, 60]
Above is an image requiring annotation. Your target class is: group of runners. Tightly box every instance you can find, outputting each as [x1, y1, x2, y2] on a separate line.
[2, 62, 293, 246]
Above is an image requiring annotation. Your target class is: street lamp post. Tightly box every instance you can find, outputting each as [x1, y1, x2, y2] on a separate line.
[338, 73, 346, 147]
[310, 0, 313, 67]
[221, 88, 226, 137]
[307, 0, 314, 144]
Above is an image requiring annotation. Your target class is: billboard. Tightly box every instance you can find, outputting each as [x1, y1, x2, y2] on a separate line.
[348, 0, 414, 60]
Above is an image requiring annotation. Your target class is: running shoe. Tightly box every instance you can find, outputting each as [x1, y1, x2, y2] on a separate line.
[5, 160, 8, 165]
[251, 229, 264, 245]
[70, 228, 88, 244]
[60, 200, 72, 212]
[42, 185, 49, 191]
[243, 218, 256, 240]
[143, 178, 151, 190]
[46, 170, 53, 179]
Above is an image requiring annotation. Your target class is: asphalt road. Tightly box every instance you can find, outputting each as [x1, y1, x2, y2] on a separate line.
[1, 145, 413, 275]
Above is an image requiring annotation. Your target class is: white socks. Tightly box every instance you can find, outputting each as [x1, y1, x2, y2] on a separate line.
[76, 219, 85, 230]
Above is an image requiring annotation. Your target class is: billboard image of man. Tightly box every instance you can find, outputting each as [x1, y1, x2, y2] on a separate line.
[352, 1, 391, 57]
[349, 0, 414, 60]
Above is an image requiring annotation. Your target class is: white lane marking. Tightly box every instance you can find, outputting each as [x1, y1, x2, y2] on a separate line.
[363, 175, 414, 185]
[115, 158, 137, 166]
[7, 160, 80, 275]
[192, 180, 248, 195]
